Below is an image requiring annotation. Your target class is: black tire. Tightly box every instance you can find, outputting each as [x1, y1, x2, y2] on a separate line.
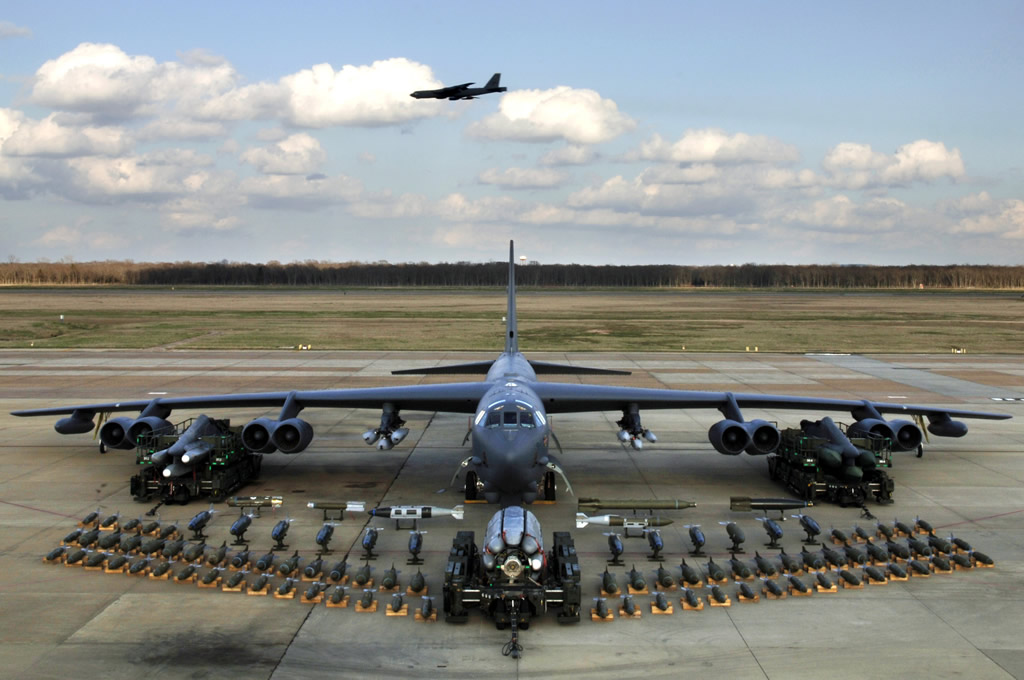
[465, 471, 478, 502]
[543, 471, 556, 501]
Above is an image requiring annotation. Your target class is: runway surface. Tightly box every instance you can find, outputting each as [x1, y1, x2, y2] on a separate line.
[1, 349, 1023, 679]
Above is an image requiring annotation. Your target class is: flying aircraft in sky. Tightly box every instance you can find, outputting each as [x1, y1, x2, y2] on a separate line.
[12, 242, 1010, 506]
[409, 73, 506, 100]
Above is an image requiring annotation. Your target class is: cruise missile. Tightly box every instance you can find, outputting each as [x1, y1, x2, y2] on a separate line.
[576, 513, 673, 530]
[306, 500, 366, 512]
[577, 498, 696, 513]
[227, 495, 284, 509]
[731, 496, 811, 513]
[367, 505, 464, 521]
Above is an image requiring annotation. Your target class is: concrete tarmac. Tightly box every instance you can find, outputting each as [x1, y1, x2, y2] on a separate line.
[1, 349, 1022, 679]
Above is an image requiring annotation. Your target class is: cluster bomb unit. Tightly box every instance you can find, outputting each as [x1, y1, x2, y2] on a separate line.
[44, 495, 996, 659]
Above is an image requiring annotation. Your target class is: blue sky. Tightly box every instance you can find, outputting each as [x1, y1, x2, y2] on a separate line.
[1, 1, 1022, 265]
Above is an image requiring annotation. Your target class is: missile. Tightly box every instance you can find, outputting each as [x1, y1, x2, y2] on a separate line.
[729, 557, 752, 580]
[179, 441, 212, 465]
[306, 501, 366, 512]
[77, 528, 101, 547]
[62, 528, 83, 544]
[381, 563, 399, 590]
[139, 536, 164, 555]
[150, 414, 218, 462]
[621, 594, 638, 616]
[656, 564, 675, 589]
[754, 552, 777, 577]
[654, 592, 671, 611]
[106, 554, 128, 570]
[420, 596, 433, 619]
[815, 572, 833, 590]
[594, 597, 610, 619]
[45, 546, 67, 562]
[681, 587, 701, 608]
[121, 517, 142, 533]
[304, 557, 324, 579]
[706, 557, 727, 582]
[227, 547, 248, 568]
[224, 571, 246, 589]
[408, 569, 426, 593]
[150, 560, 171, 578]
[367, 505, 464, 521]
[120, 534, 142, 553]
[602, 568, 619, 595]
[187, 505, 216, 535]
[577, 498, 696, 512]
[182, 542, 207, 563]
[81, 508, 101, 526]
[575, 513, 673, 530]
[306, 582, 327, 601]
[627, 564, 646, 591]
[201, 568, 222, 585]
[175, 565, 197, 582]
[330, 586, 347, 605]
[720, 522, 746, 552]
[277, 578, 296, 596]
[208, 542, 229, 567]
[227, 496, 284, 509]
[315, 523, 335, 549]
[100, 513, 120, 529]
[157, 524, 179, 540]
[97, 531, 122, 550]
[778, 549, 801, 574]
[731, 496, 810, 513]
[685, 525, 706, 554]
[277, 550, 301, 576]
[843, 544, 867, 566]
[679, 559, 702, 587]
[327, 560, 349, 582]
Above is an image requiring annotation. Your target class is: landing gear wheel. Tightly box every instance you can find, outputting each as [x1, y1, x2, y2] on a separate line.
[916, 444, 924, 458]
[465, 471, 478, 502]
[543, 470, 556, 501]
[171, 484, 190, 504]
[99, 442, 107, 454]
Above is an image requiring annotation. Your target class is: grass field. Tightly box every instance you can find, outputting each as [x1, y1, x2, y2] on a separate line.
[1, 287, 1022, 353]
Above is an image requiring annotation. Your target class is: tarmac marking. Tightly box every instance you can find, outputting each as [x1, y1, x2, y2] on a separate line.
[0, 498, 80, 520]
[937, 508, 1024, 529]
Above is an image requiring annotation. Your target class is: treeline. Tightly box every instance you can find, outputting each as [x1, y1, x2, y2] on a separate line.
[2, 260, 1024, 288]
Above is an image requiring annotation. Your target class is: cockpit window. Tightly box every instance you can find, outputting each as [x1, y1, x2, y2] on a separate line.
[485, 412, 501, 428]
[520, 412, 535, 428]
[503, 411, 518, 427]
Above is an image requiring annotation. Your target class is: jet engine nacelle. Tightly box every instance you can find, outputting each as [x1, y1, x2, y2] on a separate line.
[126, 416, 174, 443]
[848, 418, 922, 452]
[271, 418, 313, 454]
[708, 419, 749, 455]
[743, 419, 781, 455]
[242, 417, 279, 453]
[99, 417, 138, 450]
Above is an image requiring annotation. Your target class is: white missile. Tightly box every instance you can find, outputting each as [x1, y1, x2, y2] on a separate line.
[575, 513, 674, 530]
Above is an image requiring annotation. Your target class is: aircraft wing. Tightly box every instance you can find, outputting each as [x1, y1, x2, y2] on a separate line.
[528, 383, 1011, 420]
[10, 382, 494, 418]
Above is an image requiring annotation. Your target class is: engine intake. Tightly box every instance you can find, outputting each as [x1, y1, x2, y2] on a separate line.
[242, 417, 279, 453]
[99, 417, 137, 450]
[271, 418, 313, 454]
[848, 417, 922, 452]
[709, 419, 749, 455]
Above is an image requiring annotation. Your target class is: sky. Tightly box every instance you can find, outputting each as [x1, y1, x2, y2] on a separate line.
[1, 1, 1022, 266]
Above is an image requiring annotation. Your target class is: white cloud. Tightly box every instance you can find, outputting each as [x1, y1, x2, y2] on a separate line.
[629, 129, 800, 165]
[241, 133, 326, 175]
[33, 225, 82, 247]
[539, 145, 597, 166]
[467, 87, 635, 145]
[240, 172, 363, 209]
[64, 150, 220, 200]
[0, 21, 31, 39]
[945, 192, 1024, 239]
[478, 167, 568, 190]
[31, 43, 237, 119]
[2, 113, 130, 157]
[280, 58, 445, 127]
[822, 139, 965, 188]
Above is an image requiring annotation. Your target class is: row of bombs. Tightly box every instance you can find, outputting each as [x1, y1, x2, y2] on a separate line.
[61, 508, 423, 563]
[43, 545, 438, 619]
[589, 544, 994, 620]
[620, 514, 993, 565]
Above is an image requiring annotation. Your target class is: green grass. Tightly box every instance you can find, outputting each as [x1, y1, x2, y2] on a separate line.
[1, 288, 1021, 353]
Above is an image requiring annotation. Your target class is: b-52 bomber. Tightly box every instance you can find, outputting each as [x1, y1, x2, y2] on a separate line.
[409, 73, 506, 100]
[11, 242, 1010, 506]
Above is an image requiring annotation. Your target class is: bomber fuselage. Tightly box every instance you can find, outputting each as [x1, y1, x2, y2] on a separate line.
[470, 353, 550, 505]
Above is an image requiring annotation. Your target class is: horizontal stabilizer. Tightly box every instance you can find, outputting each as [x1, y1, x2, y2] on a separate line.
[528, 360, 630, 376]
[392, 361, 495, 375]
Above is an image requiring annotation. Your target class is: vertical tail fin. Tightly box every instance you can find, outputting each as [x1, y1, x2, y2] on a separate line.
[485, 73, 501, 89]
[506, 240, 518, 354]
